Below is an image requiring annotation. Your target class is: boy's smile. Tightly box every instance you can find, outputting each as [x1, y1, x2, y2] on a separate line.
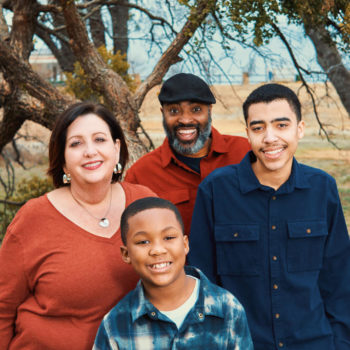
[121, 208, 189, 293]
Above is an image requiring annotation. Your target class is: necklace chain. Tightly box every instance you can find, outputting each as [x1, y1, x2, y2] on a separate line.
[69, 187, 113, 228]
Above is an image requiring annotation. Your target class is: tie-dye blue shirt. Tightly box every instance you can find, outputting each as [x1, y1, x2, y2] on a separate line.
[93, 266, 253, 350]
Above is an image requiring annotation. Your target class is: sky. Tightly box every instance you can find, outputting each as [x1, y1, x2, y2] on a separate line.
[123, 9, 335, 85]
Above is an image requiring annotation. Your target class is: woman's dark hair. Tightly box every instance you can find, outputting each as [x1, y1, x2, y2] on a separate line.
[47, 101, 128, 188]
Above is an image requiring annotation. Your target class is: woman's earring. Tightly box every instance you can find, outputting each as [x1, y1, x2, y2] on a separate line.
[114, 163, 122, 174]
[63, 173, 71, 184]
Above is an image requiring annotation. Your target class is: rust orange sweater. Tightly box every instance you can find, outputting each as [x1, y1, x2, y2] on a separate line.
[0, 182, 155, 350]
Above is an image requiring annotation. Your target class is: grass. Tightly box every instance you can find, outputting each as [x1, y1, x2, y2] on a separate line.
[295, 136, 350, 230]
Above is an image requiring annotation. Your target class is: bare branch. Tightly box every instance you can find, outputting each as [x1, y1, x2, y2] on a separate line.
[75, 0, 178, 34]
[134, 0, 218, 109]
[0, 199, 26, 206]
[271, 22, 339, 149]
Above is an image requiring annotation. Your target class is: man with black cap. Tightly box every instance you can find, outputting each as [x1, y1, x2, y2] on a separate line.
[125, 73, 250, 235]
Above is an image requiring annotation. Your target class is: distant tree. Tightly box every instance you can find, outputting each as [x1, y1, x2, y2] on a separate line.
[217, 0, 350, 118]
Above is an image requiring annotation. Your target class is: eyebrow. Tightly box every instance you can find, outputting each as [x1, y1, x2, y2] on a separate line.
[67, 131, 108, 141]
[132, 226, 180, 237]
[249, 117, 291, 127]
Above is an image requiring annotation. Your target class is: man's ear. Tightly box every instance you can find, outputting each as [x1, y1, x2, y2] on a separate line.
[297, 120, 305, 140]
[120, 245, 131, 264]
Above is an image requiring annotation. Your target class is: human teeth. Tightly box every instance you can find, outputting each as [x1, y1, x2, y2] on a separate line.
[178, 129, 195, 134]
[265, 148, 283, 155]
[151, 262, 170, 269]
[84, 161, 101, 167]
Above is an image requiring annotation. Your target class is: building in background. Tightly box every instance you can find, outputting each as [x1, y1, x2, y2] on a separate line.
[29, 52, 64, 84]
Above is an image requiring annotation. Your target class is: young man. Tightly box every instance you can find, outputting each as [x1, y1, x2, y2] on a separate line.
[93, 197, 253, 350]
[125, 73, 250, 235]
[188, 83, 350, 350]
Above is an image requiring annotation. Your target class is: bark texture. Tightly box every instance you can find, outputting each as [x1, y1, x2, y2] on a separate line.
[305, 25, 350, 117]
[109, 0, 129, 56]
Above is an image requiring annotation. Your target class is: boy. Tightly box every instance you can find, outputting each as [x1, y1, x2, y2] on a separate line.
[188, 83, 350, 349]
[93, 197, 253, 350]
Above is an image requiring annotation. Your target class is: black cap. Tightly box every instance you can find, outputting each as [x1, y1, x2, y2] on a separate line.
[158, 73, 216, 105]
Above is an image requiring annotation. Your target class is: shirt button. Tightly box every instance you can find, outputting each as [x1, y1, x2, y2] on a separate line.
[198, 312, 204, 319]
[272, 196, 276, 200]
[233, 232, 239, 238]
[272, 256, 278, 261]
[278, 342, 284, 347]
[272, 225, 276, 230]
[275, 313, 280, 319]
[306, 228, 311, 234]
[273, 284, 279, 290]
[151, 312, 156, 317]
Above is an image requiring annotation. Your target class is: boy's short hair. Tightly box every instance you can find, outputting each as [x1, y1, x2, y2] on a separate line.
[120, 197, 184, 245]
[243, 83, 302, 123]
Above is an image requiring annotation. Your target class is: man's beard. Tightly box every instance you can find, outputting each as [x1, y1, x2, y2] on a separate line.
[163, 111, 212, 156]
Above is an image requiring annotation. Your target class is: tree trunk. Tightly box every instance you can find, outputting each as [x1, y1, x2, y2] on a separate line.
[88, 3, 106, 49]
[305, 25, 350, 117]
[109, 1, 129, 56]
[35, 24, 75, 73]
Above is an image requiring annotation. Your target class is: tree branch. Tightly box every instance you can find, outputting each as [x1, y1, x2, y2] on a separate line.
[271, 22, 339, 148]
[134, 0, 217, 109]
[59, 0, 134, 113]
[0, 199, 26, 206]
[0, 40, 72, 112]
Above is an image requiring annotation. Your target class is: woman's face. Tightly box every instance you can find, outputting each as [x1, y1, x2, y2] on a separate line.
[63, 113, 120, 187]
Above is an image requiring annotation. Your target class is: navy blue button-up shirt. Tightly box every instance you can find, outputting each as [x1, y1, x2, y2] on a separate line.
[188, 152, 350, 350]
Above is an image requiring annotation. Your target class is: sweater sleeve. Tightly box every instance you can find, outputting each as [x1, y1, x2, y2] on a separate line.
[0, 230, 30, 349]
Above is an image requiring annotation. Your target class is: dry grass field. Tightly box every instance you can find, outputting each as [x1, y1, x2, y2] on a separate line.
[1, 81, 349, 230]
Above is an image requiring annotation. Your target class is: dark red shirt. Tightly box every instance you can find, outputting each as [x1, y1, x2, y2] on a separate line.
[125, 127, 250, 235]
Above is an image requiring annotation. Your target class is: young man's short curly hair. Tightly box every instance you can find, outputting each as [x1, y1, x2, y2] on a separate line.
[243, 83, 302, 123]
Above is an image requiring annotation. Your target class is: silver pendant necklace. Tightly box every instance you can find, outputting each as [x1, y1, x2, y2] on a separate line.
[70, 187, 113, 228]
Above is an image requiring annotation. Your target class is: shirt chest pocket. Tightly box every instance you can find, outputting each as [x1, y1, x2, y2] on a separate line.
[287, 221, 328, 272]
[214, 224, 260, 276]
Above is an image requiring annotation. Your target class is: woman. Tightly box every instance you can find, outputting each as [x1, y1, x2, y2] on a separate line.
[0, 102, 155, 349]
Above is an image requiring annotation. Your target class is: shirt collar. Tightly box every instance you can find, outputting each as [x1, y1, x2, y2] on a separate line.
[186, 266, 225, 319]
[129, 266, 225, 324]
[160, 127, 226, 168]
[238, 151, 311, 194]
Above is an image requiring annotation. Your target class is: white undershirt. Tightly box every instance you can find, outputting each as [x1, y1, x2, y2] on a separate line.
[160, 276, 200, 329]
